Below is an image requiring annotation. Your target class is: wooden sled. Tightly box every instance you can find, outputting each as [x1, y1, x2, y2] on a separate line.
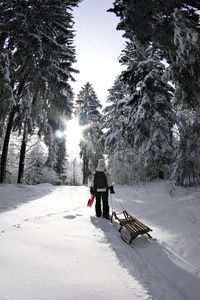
[111, 210, 153, 244]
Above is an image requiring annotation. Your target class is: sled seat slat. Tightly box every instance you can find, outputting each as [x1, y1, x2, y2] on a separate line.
[111, 211, 152, 244]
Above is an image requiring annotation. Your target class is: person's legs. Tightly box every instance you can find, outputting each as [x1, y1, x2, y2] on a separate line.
[102, 191, 109, 218]
[95, 192, 102, 217]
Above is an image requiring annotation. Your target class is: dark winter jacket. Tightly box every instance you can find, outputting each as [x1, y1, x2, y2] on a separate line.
[90, 159, 112, 192]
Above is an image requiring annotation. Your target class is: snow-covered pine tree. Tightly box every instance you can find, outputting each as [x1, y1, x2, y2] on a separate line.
[0, 0, 81, 183]
[55, 137, 68, 185]
[65, 158, 82, 186]
[24, 128, 62, 185]
[25, 155, 45, 185]
[44, 91, 73, 183]
[0, 52, 15, 134]
[121, 43, 175, 180]
[103, 41, 175, 182]
[169, 7, 200, 108]
[102, 75, 130, 155]
[109, 0, 200, 52]
[173, 107, 200, 186]
[169, 7, 200, 186]
[75, 82, 104, 184]
[103, 75, 143, 184]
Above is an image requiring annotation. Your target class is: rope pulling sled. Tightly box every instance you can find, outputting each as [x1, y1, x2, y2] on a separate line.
[110, 193, 153, 244]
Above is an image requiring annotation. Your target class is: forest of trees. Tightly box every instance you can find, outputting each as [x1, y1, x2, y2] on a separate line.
[105, 0, 200, 186]
[0, 0, 81, 184]
[0, 0, 200, 187]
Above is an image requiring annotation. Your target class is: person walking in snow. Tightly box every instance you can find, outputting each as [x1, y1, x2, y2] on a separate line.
[90, 159, 115, 219]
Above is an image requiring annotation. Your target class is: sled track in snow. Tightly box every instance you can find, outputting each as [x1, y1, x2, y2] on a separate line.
[92, 217, 200, 300]
[129, 237, 199, 300]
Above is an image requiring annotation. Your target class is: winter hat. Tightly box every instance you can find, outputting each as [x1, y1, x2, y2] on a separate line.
[97, 159, 106, 168]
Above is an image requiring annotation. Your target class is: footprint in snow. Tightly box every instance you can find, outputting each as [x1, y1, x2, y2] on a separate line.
[63, 215, 76, 220]
[14, 224, 21, 228]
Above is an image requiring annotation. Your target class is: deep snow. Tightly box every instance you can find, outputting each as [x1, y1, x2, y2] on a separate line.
[0, 180, 200, 300]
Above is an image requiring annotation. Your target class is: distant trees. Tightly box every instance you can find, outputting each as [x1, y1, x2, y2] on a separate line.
[75, 82, 104, 184]
[0, 0, 81, 183]
[105, 0, 200, 186]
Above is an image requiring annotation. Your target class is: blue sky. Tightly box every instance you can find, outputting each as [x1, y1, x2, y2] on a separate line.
[72, 0, 125, 107]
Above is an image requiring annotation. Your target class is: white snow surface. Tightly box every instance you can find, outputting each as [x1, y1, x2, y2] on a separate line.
[0, 180, 200, 300]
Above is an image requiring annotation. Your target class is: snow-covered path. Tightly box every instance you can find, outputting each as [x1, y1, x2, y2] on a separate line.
[0, 183, 200, 300]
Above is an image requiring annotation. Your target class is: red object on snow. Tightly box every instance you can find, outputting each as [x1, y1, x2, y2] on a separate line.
[87, 193, 95, 207]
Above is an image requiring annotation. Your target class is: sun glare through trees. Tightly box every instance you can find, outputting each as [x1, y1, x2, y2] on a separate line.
[65, 118, 83, 156]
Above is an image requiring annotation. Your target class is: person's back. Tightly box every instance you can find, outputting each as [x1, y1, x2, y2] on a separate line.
[94, 170, 107, 190]
[90, 159, 114, 219]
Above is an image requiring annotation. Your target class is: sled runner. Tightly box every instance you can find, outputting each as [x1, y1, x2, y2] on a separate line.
[111, 210, 152, 244]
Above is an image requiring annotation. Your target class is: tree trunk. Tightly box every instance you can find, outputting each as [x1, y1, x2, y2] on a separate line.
[17, 124, 27, 183]
[0, 106, 16, 183]
[158, 168, 164, 180]
[82, 156, 86, 185]
[82, 148, 89, 185]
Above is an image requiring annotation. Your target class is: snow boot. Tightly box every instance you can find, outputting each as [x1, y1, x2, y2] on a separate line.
[103, 215, 110, 220]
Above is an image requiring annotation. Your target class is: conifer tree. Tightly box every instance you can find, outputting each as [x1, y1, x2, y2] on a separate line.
[109, 0, 200, 106]
[102, 76, 136, 184]
[75, 82, 104, 184]
[173, 108, 200, 186]
[104, 42, 175, 181]
[123, 43, 175, 179]
[102, 75, 130, 155]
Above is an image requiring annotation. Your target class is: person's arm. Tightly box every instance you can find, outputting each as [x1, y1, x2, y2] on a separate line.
[90, 171, 95, 194]
[105, 171, 115, 193]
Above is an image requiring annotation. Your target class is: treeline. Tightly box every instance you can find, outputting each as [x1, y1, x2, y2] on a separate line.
[1, 0, 200, 187]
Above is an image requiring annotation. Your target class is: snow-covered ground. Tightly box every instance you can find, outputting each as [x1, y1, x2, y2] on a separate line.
[0, 180, 200, 300]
